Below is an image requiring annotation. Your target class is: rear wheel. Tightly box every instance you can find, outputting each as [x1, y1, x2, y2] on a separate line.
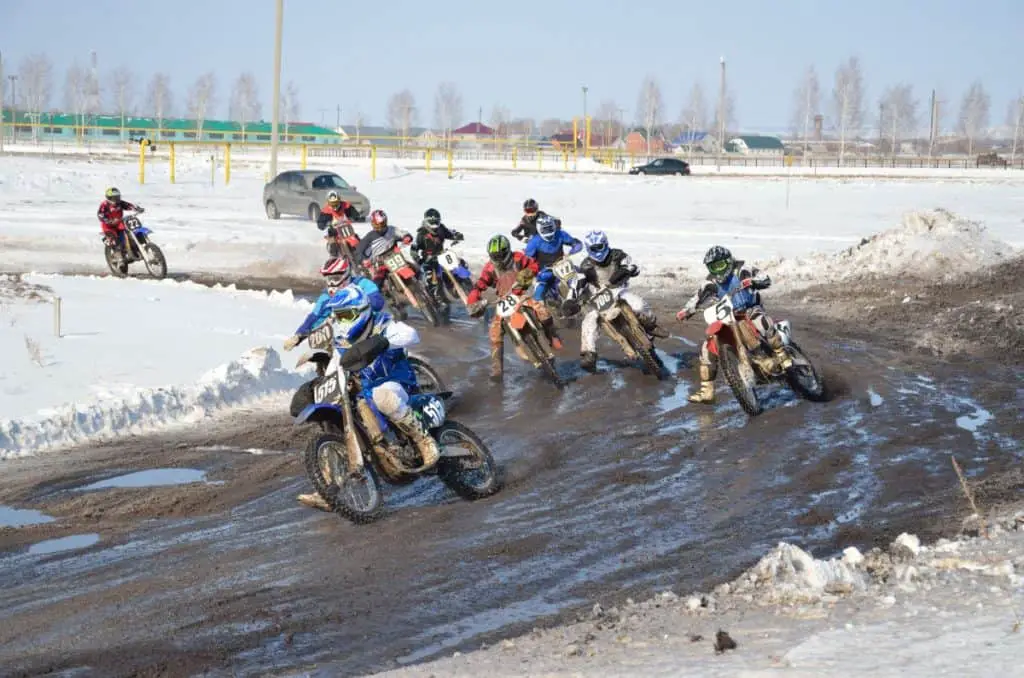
[784, 342, 827, 402]
[304, 432, 384, 524]
[408, 355, 447, 396]
[720, 343, 762, 416]
[104, 246, 128, 277]
[436, 421, 503, 500]
[266, 200, 280, 219]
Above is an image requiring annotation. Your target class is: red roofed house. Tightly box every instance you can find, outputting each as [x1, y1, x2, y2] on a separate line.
[452, 121, 496, 148]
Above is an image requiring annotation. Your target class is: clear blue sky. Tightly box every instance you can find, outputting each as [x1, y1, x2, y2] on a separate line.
[1, 0, 1021, 132]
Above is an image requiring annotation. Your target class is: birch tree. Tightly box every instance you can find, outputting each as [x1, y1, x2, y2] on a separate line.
[230, 72, 261, 137]
[635, 76, 664, 155]
[433, 82, 462, 148]
[832, 56, 865, 163]
[595, 99, 620, 146]
[146, 73, 173, 132]
[17, 54, 53, 137]
[958, 80, 990, 156]
[107, 66, 136, 132]
[281, 80, 300, 135]
[1007, 95, 1024, 163]
[791, 66, 821, 150]
[680, 83, 709, 154]
[64, 63, 90, 136]
[386, 89, 417, 143]
[186, 72, 217, 138]
[879, 83, 918, 154]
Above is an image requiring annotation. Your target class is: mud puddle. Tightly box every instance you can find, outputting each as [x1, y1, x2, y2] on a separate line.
[77, 468, 218, 491]
[0, 505, 55, 528]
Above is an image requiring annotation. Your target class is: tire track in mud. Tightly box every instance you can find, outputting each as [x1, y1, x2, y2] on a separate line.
[0, 280, 1021, 677]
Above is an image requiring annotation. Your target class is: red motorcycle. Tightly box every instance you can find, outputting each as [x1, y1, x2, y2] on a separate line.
[367, 242, 442, 327]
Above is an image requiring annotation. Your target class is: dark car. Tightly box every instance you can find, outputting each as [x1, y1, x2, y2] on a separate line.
[628, 158, 691, 176]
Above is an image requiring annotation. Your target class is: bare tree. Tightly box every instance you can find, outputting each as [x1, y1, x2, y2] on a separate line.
[594, 99, 620, 146]
[386, 89, 417, 143]
[879, 83, 918, 154]
[539, 118, 564, 137]
[832, 56, 865, 163]
[107, 66, 136, 133]
[488, 104, 510, 136]
[791, 66, 821, 150]
[17, 54, 53, 136]
[346, 108, 367, 143]
[229, 72, 262, 139]
[146, 73, 173, 132]
[186, 72, 217, 139]
[713, 88, 736, 140]
[1007, 95, 1024, 163]
[281, 80, 300, 136]
[433, 82, 463, 148]
[635, 76, 664, 155]
[64, 63, 90, 136]
[508, 117, 536, 140]
[958, 80, 990, 156]
[678, 83, 709, 155]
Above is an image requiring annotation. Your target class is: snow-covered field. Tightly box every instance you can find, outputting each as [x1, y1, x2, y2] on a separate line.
[0, 274, 309, 457]
[1, 155, 1022, 283]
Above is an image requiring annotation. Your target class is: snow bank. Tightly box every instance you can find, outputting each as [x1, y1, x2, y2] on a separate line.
[763, 208, 1017, 291]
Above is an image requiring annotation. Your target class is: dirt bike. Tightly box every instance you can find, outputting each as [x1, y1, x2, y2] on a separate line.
[576, 284, 666, 379]
[103, 214, 167, 279]
[424, 244, 474, 313]
[325, 220, 359, 265]
[483, 290, 564, 388]
[373, 243, 442, 327]
[700, 293, 826, 416]
[543, 252, 588, 326]
[294, 350, 502, 523]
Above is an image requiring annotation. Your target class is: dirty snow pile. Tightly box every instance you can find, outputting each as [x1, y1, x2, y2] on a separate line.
[0, 275, 311, 457]
[370, 511, 1024, 678]
[763, 208, 1017, 292]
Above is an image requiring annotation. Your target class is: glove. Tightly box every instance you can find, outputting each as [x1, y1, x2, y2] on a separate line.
[468, 301, 487, 318]
[740, 278, 753, 289]
[628, 265, 639, 277]
[561, 299, 581, 317]
[516, 268, 536, 288]
[402, 235, 413, 245]
[340, 334, 390, 370]
[283, 334, 302, 351]
[676, 309, 692, 321]
[325, 226, 338, 238]
[451, 231, 464, 243]
[135, 206, 145, 214]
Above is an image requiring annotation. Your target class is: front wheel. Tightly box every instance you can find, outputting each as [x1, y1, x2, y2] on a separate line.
[104, 246, 128, 277]
[720, 343, 762, 416]
[621, 309, 664, 379]
[410, 280, 441, 327]
[142, 244, 168, 279]
[435, 421, 503, 500]
[784, 341, 827, 402]
[522, 330, 563, 388]
[304, 432, 384, 524]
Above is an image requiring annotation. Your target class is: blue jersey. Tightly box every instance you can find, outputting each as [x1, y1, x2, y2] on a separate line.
[333, 312, 419, 395]
[716, 273, 758, 312]
[295, 277, 385, 336]
[524, 230, 582, 268]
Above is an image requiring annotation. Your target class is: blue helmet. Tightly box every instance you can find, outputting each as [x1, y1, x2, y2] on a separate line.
[537, 214, 559, 241]
[583, 230, 609, 263]
[325, 284, 373, 343]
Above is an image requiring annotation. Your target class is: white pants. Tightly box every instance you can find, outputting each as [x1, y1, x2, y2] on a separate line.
[371, 381, 411, 420]
[581, 290, 648, 353]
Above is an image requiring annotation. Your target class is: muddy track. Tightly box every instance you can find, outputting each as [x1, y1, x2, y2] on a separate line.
[0, 278, 1021, 678]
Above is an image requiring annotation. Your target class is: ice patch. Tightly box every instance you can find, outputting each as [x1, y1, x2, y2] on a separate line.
[867, 388, 884, 407]
[78, 468, 213, 490]
[956, 406, 993, 434]
[27, 533, 100, 555]
[0, 505, 55, 528]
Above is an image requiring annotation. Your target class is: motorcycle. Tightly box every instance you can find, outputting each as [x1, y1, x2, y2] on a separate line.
[294, 349, 502, 523]
[372, 242, 443, 328]
[325, 219, 359, 265]
[424, 244, 474, 312]
[699, 293, 826, 416]
[103, 214, 167, 279]
[578, 284, 666, 379]
[484, 289, 564, 388]
[542, 251, 588, 324]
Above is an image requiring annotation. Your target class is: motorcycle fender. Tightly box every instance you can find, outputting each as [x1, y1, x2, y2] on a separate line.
[396, 266, 417, 280]
[509, 313, 527, 331]
[706, 336, 720, 357]
[453, 265, 472, 279]
[295, 349, 332, 370]
[705, 320, 724, 337]
[294, 403, 344, 426]
[133, 226, 152, 237]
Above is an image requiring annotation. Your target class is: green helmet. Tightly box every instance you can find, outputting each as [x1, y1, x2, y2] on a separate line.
[487, 234, 513, 268]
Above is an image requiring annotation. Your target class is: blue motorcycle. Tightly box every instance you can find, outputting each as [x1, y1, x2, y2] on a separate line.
[423, 244, 474, 317]
[294, 348, 502, 524]
[103, 213, 168, 279]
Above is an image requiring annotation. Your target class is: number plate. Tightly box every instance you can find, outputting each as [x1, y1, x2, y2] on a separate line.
[704, 295, 734, 325]
[497, 294, 521, 318]
[552, 258, 575, 281]
[307, 322, 333, 350]
[418, 396, 446, 429]
[590, 288, 615, 312]
[335, 223, 355, 239]
[438, 251, 460, 271]
[385, 252, 407, 271]
[313, 373, 342, 403]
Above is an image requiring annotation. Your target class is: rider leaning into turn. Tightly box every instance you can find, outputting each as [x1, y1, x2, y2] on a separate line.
[354, 209, 414, 286]
[97, 187, 144, 259]
[524, 214, 582, 305]
[573, 230, 668, 371]
[282, 257, 385, 351]
[511, 198, 561, 242]
[675, 245, 793, 404]
[317, 191, 359, 255]
[467, 235, 564, 380]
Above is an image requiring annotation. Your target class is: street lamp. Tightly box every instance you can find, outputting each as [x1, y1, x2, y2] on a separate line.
[269, 0, 284, 178]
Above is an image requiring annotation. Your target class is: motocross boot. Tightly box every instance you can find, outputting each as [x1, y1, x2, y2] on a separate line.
[580, 351, 598, 371]
[393, 410, 440, 471]
[539, 317, 563, 351]
[489, 342, 504, 381]
[687, 364, 717, 404]
[297, 492, 331, 511]
[767, 331, 794, 370]
[639, 312, 670, 339]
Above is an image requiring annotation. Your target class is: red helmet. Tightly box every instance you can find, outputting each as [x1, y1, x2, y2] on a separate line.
[370, 209, 388, 231]
[319, 257, 352, 290]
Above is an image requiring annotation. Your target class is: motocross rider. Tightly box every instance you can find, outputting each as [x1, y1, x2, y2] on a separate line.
[570, 230, 668, 371]
[282, 257, 385, 351]
[316, 191, 359, 257]
[294, 285, 439, 510]
[511, 198, 560, 242]
[354, 209, 414, 286]
[524, 214, 582, 306]
[97, 187, 144, 260]
[675, 245, 793, 404]
[413, 207, 466, 303]
[467, 235, 563, 380]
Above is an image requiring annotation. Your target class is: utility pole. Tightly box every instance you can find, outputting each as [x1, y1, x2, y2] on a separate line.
[1012, 96, 1023, 166]
[336, 104, 341, 130]
[270, 0, 284, 178]
[582, 85, 588, 152]
[0, 50, 5, 152]
[717, 57, 726, 169]
[802, 78, 810, 154]
[928, 89, 936, 159]
[878, 102, 884, 156]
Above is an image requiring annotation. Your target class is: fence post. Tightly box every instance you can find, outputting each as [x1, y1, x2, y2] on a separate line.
[563, 149, 568, 171]
[138, 140, 145, 184]
[210, 154, 215, 186]
[447, 150, 453, 178]
[224, 143, 231, 185]
[512, 146, 518, 169]
[538, 148, 542, 171]
[371, 145, 377, 181]
[169, 142, 176, 184]
[53, 296, 62, 338]
[426, 148, 432, 173]
[301, 143, 307, 170]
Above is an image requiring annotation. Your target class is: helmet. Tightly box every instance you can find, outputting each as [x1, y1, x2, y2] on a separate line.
[523, 198, 538, 215]
[105, 187, 122, 203]
[370, 209, 388, 232]
[583, 230, 609, 263]
[319, 257, 352, 291]
[326, 191, 343, 210]
[487, 234, 513, 269]
[423, 208, 441, 229]
[536, 214, 559, 242]
[703, 245, 734, 283]
[325, 285, 373, 343]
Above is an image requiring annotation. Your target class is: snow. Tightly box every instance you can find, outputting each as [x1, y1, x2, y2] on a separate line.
[1, 156, 1022, 284]
[0, 274, 310, 457]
